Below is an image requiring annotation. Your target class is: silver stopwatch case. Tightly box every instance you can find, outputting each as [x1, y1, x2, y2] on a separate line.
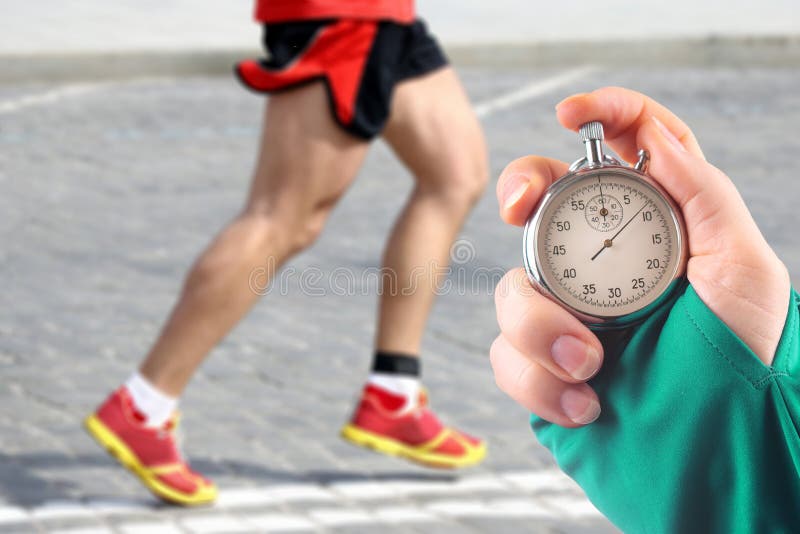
[522, 122, 688, 329]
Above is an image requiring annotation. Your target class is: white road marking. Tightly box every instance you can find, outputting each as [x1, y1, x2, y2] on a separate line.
[450, 474, 512, 493]
[372, 506, 438, 523]
[85, 498, 155, 515]
[215, 484, 335, 508]
[0, 67, 593, 120]
[308, 508, 374, 527]
[179, 514, 252, 533]
[330, 473, 509, 500]
[0, 84, 108, 115]
[426, 497, 552, 518]
[30, 501, 95, 520]
[214, 487, 280, 508]
[0, 78, 176, 116]
[328, 480, 399, 500]
[117, 521, 183, 534]
[3, 471, 611, 532]
[502, 469, 583, 493]
[426, 498, 503, 517]
[182, 497, 599, 534]
[489, 497, 559, 516]
[240, 513, 315, 532]
[473, 65, 598, 119]
[541, 493, 605, 518]
[7, 469, 599, 526]
[0, 506, 29, 524]
[49, 528, 113, 534]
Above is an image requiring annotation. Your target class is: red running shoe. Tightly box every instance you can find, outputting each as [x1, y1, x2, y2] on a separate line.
[84, 387, 216, 505]
[341, 385, 486, 469]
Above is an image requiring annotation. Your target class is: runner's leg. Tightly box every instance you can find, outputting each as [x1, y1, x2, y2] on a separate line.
[340, 67, 489, 469]
[139, 82, 369, 396]
[378, 66, 488, 354]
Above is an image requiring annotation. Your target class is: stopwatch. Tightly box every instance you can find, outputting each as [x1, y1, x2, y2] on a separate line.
[523, 121, 688, 329]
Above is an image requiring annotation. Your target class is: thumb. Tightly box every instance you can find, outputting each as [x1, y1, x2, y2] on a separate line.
[637, 116, 761, 257]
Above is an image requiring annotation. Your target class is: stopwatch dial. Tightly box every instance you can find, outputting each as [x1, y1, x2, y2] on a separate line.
[536, 172, 681, 319]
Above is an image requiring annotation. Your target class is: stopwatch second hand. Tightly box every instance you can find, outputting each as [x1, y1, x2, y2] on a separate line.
[598, 177, 607, 220]
[591, 203, 648, 261]
[598, 177, 605, 204]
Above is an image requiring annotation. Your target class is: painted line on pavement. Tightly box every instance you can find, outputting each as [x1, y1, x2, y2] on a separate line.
[216, 484, 335, 508]
[474, 65, 598, 119]
[30, 501, 97, 521]
[7, 499, 605, 533]
[0, 469, 604, 531]
[0, 505, 28, 523]
[116, 521, 184, 534]
[237, 513, 315, 532]
[0, 67, 595, 119]
[0, 83, 110, 115]
[49, 527, 113, 534]
[329, 473, 511, 500]
[0, 78, 176, 116]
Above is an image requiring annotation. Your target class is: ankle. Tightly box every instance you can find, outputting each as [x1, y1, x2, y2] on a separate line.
[367, 351, 421, 410]
[125, 372, 178, 428]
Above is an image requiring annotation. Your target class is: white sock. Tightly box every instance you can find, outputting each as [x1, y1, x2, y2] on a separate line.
[125, 372, 178, 428]
[367, 373, 421, 411]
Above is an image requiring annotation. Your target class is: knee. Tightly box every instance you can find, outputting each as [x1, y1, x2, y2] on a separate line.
[189, 213, 288, 284]
[242, 204, 328, 256]
[426, 149, 490, 210]
[464, 154, 490, 206]
[288, 208, 328, 254]
[186, 208, 329, 293]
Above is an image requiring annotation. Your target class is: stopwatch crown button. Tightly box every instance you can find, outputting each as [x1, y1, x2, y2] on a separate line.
[579, 121, 604, 143]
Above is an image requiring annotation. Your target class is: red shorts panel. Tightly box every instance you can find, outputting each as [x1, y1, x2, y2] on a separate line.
[255, 0, 415, 24]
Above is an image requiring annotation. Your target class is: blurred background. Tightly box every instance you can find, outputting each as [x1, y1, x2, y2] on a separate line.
[3, 0, 798, 52]
[1, 1, 798, 533]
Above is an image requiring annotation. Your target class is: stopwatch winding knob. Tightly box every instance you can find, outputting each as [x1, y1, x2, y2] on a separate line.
[579, 121, 604, 143]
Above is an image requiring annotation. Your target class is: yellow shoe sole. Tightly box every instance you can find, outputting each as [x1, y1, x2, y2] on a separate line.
[340, 424, 487, 469]
[84, 414, 217, 506]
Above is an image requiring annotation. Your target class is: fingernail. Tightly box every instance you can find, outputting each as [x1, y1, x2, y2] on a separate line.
[561, 388, 601, 425]
[502, 173, 531, 210]
[652, 116, 687, 153]
[551, 335, 600, 380]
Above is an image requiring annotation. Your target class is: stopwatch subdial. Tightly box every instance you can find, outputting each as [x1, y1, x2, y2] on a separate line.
[584, 194, 623, 232]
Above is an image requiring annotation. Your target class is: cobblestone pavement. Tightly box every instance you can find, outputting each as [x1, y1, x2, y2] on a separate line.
[1, 64, 799, 533]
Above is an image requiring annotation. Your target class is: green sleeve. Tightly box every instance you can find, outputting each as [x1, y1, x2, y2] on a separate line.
[531, 284, 800, 533]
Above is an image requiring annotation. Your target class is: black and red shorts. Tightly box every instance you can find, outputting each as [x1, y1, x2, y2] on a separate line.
[236, 19, 448, 139]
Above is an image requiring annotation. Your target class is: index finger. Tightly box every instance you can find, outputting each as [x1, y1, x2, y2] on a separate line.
[556, 87, 705, 163]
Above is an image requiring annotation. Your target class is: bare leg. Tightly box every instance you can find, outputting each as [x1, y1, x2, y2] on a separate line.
[377, 67, 489, 355]
[139, 83, 369, 396]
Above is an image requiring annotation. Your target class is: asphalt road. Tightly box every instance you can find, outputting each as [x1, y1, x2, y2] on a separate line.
[1, 63, 799, 533]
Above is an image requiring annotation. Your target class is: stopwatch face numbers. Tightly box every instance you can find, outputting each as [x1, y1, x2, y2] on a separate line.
[584, 194, 623, 232]
[535, 171, 680, 319]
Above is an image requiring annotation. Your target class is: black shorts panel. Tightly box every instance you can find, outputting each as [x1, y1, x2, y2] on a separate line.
[236, 19, 448, 139]
[261, 19, 332, 69]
